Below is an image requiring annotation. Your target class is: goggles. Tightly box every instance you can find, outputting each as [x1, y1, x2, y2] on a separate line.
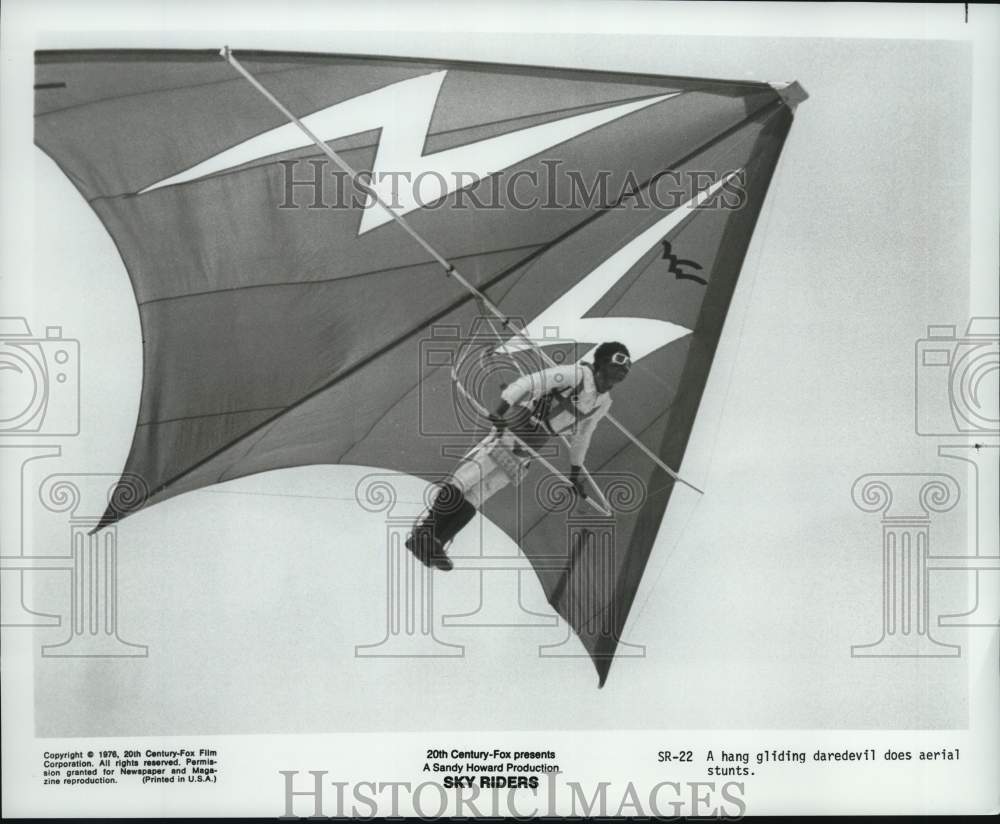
[609, 352, 631, 368]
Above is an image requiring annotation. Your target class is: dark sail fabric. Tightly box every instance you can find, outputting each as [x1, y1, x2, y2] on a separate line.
[35, 50, 804, 685]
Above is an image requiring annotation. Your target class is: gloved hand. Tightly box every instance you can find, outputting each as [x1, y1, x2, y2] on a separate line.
[569, 465, 586, 498]
[489, 400, 510, 431]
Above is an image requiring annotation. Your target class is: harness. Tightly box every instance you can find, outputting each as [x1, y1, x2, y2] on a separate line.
[487, 364, 597, 484]
[453, 360, 615, 513]
[519, 363, 599, 438]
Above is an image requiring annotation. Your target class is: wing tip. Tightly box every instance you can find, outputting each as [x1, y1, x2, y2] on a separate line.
[91, 506, 123, 535]
[595, 658, 612, 688]
[90, 474, 150, 534]
[770, 80, 809, 110]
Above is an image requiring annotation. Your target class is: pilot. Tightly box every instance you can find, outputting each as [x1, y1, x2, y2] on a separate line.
[405, 341, 631, 570]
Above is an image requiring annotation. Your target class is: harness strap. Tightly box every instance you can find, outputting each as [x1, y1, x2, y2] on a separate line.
[528, 364, 592, 435]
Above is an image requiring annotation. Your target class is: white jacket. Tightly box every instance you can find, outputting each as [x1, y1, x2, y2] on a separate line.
[499, 363, 611, 466]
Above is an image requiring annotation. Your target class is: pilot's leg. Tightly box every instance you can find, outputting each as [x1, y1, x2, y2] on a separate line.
[405, 440, 514, 570]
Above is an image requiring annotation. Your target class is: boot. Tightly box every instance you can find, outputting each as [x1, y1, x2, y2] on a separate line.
[404, 529, 452, 571]
[404, 483, 475, 571]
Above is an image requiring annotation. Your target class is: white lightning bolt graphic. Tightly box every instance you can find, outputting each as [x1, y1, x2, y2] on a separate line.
[140, 70, 677, 234]
[506, 172, 742, 364]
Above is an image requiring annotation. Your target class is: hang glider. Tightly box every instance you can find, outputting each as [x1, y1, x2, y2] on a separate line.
[34, 48, 806, 685]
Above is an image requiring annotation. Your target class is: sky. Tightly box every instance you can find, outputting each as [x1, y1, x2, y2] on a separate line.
[1, 3, 996, 742]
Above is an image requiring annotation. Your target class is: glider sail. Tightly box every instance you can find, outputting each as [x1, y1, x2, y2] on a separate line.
[35, 49, 805, 685]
